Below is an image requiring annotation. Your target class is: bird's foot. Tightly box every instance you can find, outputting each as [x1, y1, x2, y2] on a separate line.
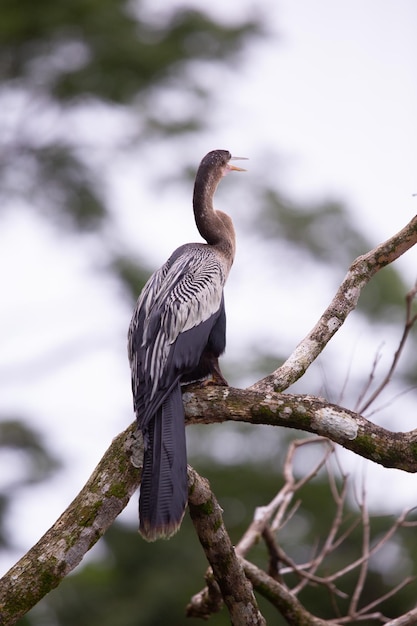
[181, 371, 228, 389]
[203, 371, 229, 387]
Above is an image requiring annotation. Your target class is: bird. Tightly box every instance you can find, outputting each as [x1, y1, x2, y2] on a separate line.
[128, 149, 246, 541]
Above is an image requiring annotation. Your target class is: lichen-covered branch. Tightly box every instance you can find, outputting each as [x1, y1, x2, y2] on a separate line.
[187, 467, 266, 626]
[0, 424, 141, 626]
[251, 214, 417, 393]
[184, 386, 417, 472]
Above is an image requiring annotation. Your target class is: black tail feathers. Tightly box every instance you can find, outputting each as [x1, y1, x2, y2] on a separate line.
[139, 385, 188, 541]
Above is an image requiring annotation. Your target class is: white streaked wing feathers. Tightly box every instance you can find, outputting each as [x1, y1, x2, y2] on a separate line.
[130, 247, 226, 400]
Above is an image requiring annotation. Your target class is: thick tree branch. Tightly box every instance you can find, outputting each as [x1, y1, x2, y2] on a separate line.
[242, 559, 329, 626]
[251, 214, 417, 393]
[0, 424, 141, 626]
[184, 386, 417, 472]
[187, 467, 266, 625]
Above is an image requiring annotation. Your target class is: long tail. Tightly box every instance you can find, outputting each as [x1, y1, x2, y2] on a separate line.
[139, 384, 188, 541]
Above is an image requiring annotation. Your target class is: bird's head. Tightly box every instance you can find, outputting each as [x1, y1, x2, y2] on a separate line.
[199, 150, 247, 178]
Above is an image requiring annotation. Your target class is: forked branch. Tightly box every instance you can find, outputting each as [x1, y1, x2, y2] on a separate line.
[188, 439, 417, 624]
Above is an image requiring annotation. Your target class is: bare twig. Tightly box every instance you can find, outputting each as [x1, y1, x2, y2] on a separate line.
[326, 508, 414, 584]
[242, 442, 415, 624]
[348, 484, 370, 616]
[276, 470, 417, 624]
[354, 345, 384, 412]
[291, 466, 349, 597]
[358, 576, 416, 617]
[328, 612, 388, 624]
[262, 526, 281, 580]
[358, 280, 417, 413]
[235, 438, 332, 558]
[365, 385, 417, 420]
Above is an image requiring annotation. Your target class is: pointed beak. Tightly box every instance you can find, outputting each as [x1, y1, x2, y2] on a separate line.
[228, 156, 248, 172]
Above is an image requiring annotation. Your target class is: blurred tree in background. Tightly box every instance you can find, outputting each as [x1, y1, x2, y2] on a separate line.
[0, 0, 259, 229]
[1, 0, 417, 624]
[0, 420, 59, 551]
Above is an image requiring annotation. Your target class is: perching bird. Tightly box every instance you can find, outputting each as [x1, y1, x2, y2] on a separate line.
[128, 149, 246, 541]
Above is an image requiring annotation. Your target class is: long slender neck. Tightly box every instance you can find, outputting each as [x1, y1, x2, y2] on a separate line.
[193, 167, 236, 263]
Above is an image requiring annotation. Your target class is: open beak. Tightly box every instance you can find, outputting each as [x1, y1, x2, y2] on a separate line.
[228, 156, 248, 172]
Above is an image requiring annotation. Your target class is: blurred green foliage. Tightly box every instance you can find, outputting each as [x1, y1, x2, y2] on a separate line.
[0, 419, 60, 549]
[0, 0, 261, 230]
[110, 254, 153, 303]
[0, 0, 259, 102]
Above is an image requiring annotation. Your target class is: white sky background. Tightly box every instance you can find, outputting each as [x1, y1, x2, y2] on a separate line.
[1, 0, 417, 573]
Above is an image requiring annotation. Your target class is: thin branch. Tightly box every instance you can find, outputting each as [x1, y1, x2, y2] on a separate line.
[358, 576, 416, 617]
[235, 438, 331, 558]
[283, 505, 416, 622]
[250, 214, 417, 393]
[365, 385, 417, 420]
[291, 470, 349, 596]
[349, 485, 370, 616]
[326, 508, 414, 584]
[328, 612, 389, 624]
[359, 280, 417, 413]
[272, 438, 333, 532]
[238, 444, 416, 624]
[261, 526, 282, 580]
[354, 344, 384, 412]
[279, 546, 349, 601]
